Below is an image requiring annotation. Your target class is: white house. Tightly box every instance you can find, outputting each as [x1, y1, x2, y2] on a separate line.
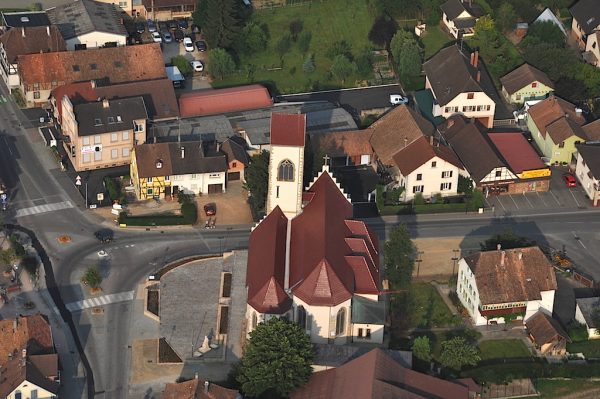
[570, 0, 600, 54]
[440, 0, 485, 39]
[245, 113, 385, 345]
[424, 46, 497, 128]
[575, 142, 600, 206]
[392, 136, 463, 201]
[46, 0, 128, 50]
[457, 246, 557, 326]
[583, 31, 600, 68]
[575, 297, 600, 339]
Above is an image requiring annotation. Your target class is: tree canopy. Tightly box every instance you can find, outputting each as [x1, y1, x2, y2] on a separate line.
[331, 55, 355, 83]
[389, 30, 422, 81]
[412, 336, 432, 362]
[208, 48, 236, 80]
[236, 22, 268, 56]
[384, 224, 416, 289]
[243, 150, 270, 214]
[521, 21, 565, 48]
[494, 3, 517, 33]
[368, 15, 398, 48]
[237, 318, 313, 398]
[440, 337, 481, 370]
[203, 0, 241, 49]
[479, 231, 534, 251]
[171, 56, 191, 75]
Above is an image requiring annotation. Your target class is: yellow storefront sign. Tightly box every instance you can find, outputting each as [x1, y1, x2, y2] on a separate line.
[519, 168, 551, 179]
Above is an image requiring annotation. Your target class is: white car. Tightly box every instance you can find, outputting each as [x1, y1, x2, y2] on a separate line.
[183, 37, 194, 52]
[390, 94, 409, 105]
[151, 32, 162, 43]
[190, 60, 204, 72]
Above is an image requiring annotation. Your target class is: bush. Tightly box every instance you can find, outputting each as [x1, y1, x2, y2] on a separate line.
[171, 55, 192, 75]
[9, 235, 25, 258]
[104, 177, 122, 202]
[20, 256, 39, 278]
[118, 212, 189, 226]
[81, 266, 102, 289]
[181, 203, 198, 224]
[461, 361, 600, 383]
[568, 323, 589, 343]
[413, 193, 425, 205]
[375, 185, 384, 211]
[177, 192, 193, 204]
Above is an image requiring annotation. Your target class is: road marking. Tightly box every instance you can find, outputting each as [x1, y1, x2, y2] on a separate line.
[569, 189, 581, 207]
[65, 290, 135, 312]
[536, 191, 548, 207]
[509, 195, 519, 209]
[523, 193, 534, 208]
[496, 196, 506, 211]
[15, 201, 74, 217]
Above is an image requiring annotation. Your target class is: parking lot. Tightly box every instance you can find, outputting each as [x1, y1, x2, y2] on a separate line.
[485, 166, 592, 214]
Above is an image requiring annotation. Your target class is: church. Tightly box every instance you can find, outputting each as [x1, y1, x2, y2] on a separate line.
[245, 113, 386, 345]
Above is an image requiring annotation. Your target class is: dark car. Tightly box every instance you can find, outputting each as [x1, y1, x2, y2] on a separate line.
[204, 203, 216, 216]
[168, 20, 178, 30]
[158, 21, 168, 31]
[177, 19, 189, 29]
[129, 32, 143, 44]
[174, 29, 184, 42]
[187, 32, 196, 42]
[94, 229, 114, 243]
[195, 40, 207, 52]
[135, 22, 145, 33]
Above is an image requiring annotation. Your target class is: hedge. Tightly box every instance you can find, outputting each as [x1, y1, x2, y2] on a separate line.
[181, 203, 198, 224]
[118, 212, 189, 226]
[461, 361, 600, 383]
[380, 202, 477, 216]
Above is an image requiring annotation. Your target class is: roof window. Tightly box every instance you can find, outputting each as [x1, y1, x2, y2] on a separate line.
[116, 115, 122, 122]
[20, 17, 30, 22]
[107, 117, 115, 124]
[72, 65, 80, 72]
[90, 63, 97, 70]
[94, 118, 102, 126]
[114, 61, 123, 68]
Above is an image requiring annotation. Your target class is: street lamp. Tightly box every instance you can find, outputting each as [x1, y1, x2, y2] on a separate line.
[415, 251, 424, 278]
[451, 249, 460, 278]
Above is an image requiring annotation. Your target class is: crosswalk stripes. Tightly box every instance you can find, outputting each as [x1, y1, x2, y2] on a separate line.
[15, 201, 74, 217]
[65, 291, 135, 312]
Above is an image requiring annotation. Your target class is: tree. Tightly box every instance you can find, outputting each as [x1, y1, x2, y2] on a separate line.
[208, 48, 236, 80]
[289, 19, 303, 41]
[302, 54, 315, 73]
[275, 34, 292, 61]
[355, 47, 374, 78]
[439, 337, 480, 370]
[412, 336, 431, 362]
[457, 175, 474, 194]
[243, 150, 269, 213]
[479, 231, 534, 251]
[171, 55, 192, 75]
[368, 15, 398, 48]
[237, 318, 313, 398]
[384, 224, 416, 289]
[20, 256, 39, 279]
[237, 22, 268, 55]
[521, 21, 565, 48]
[592, 308, 600, 335]
[81, 266, 102, 289]
[192, 0, 209, 29]
[203, 0, 240, 48]
[331, 55, 355, 83]
[297, 31, 312, 54]
[389, 30, 422, 80]
[494, 3, 517, 33]
[327, 40, 353, 61]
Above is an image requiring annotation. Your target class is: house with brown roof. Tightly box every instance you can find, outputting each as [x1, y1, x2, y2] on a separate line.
[247, 114, 385, 345]
[575, 142, 600, 205]
[131, 141, 227, 199]
[570, 0, 600, 66]
[500, 63, 554, 104]
[220, 137, 249, 182]
[0, 25, 66, 89]
[139, 0, 196, 21]
[0, 315, 60, 399]
[457, 246, 557, 326]
[310, 130, 374, 167]
[440, 0, 485, 39]
[424, 45, 497, 128]
[291, 348, 474, 399]
[526, 95, 587, 165]
[162, 375, 240, 399]
[17, 43, 166, 107]
[63, 97, 148, 171]
[526, 311, 570, 356]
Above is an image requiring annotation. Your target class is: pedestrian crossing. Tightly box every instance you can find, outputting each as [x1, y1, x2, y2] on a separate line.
[15, 201, 74, 217]
[65, 290, 135, 312]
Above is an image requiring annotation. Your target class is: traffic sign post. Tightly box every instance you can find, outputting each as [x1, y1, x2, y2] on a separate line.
[75, 175, 87, 208]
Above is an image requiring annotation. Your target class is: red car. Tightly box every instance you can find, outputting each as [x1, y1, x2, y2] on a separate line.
[563, 173, 577, 187]
[203, 203, 216, 216]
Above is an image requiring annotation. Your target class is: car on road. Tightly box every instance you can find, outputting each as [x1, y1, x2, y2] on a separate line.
[168, 20, 178, 30]
[94, 229, 114, 243]
[564, 173, 577, 187]
[183, 37, 194, 52]
[177, 19, 189, 29]
[390, 94, 409, 105]
[195, 40, 207, 52]
[204, 203, 216, 216]
[190, 60, 204, 72]
[135, 22, 145, 33]
[174, 29, 184, 42]
[151, 31, 162, 43]
[147, 20, 157, 32]
[162, 31, 172, 43]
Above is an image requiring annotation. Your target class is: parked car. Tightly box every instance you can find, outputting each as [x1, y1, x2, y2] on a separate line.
[195, 40, 207, 52]
[563, 173, 577, 187]
[187, 32, 196, 42]
[151, 31, 162, 43]
[158, 21, 168, 31]
[129, 32, 142, 44]
[177, 19, 189, 29]
[204, 203, 216, 216]
[147, 20, 157, 32]
[183, 37, 194, 52]
[390, 94, 409, 105]
[168, 20, 178, 30]
[162, 31, 172, 43]
[94, 229, 114, 243]
[174, 29, 184, 42]
[190, 60, 204, 72]
[135, 22, 145, 33]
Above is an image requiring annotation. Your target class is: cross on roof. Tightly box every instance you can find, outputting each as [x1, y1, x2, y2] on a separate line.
[323, 154, 330, 165]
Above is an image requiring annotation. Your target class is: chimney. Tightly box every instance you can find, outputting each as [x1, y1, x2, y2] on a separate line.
[46, 26, 50, 36]
[216, 141, 221, 152]
[13, 318, 17, 332]
[500, 250, 505, 266]
[430, 135, 434, 145]
[21, 27, 25, 38]
[195, 372, 199, 379]
[472, 51, 479, 67]
[91, 80, 96, 89]
[518, 252, 523, 260]
[181, 146, 185, 158]
[470, 52, 474, 65]
[102, 98, 110, 108]
[476, 71, 481, 82]
[496, 244, 501, 251]
[204, 380, 209, 393]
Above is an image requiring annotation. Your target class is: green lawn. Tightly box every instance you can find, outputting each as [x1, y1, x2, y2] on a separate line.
[213, 0, 376, 93]
[478, 339, 532, 360]
[420, 24, 452, 60]
[530, 379, 600, 398]
[407, 283, 462, 329]
[567, 340, 600, 358]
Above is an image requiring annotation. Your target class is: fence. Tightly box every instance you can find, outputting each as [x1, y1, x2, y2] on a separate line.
[253, 0, 315, 9]
[481, 378, 538, 398]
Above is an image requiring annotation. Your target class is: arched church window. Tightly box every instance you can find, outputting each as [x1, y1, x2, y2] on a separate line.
[335, 308, 346, 336]
[277, 159, 295, 181]
[297, 306, 306, 330]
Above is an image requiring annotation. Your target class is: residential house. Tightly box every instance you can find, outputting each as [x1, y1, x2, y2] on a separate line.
[163, 376, 240, 399]
[570, 0, 600, 55]
[424, 46, 497, 128]
[440, 0, 485, 39]
[63, 97, 148, 171]
[583, 31, 600, 67]
[526, 311, 570, 356]
[534, 8, 568, 36]
[220, 137, 249, 182]
[575, 297, 600, 339]
[17, 43, 166, 107]
[291, 348, 474, 399]
[392, 136, 463, 201]
[526, 96, 587, 164]
[457, 246, 557, 326]
[46, 0, 128, 50]
[575, 142, 600, 205]
[0, 25, 66, 89]
[178, 85, 273, 118]
[131, 141, 227, 199]
[94, 0, 135, 15]
[310, 130, 374, 167]
[139, 0, 195, 21]
[1, 11, 50, 29]
[246, 114, 386, 345]
[500, 63, 554, 104]
[0, 315, 60, 399]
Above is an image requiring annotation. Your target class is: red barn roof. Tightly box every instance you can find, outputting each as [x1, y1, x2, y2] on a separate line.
[270, 113, 307, 146]
[487, 132, 546, 174]
[178, 85, 272, 118]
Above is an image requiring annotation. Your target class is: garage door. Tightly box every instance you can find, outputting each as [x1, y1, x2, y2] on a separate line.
[208, 184, 222, 194]
[228, 172, 240, 181]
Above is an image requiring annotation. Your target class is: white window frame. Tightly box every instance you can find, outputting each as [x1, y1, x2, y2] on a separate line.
[122, 147, 130, 157]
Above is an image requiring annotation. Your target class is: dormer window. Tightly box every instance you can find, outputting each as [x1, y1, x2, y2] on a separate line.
[72, 65, 80, 72]
[531, 82, 538, 88]
[117, 115, 122, 122]
[107, 117, 115, 124]
[94, 118, 102, 126]
[156, 160, 163, 169]
[467, 92, 474, 100]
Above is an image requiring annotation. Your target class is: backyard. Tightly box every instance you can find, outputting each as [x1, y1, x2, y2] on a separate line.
[530, 379, 600, 399]
[478, 339, 532, 360]
[213, 0, 377, 93]
[567, 340, 600, 359]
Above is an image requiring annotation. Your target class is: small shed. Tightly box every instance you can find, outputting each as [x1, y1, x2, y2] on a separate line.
[526, 311, 570, 356]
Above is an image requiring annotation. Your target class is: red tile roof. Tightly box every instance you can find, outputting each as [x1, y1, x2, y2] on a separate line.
[270, 113, 306, 147]
[51, 81, 98, 124]
[0, 25, 66, 63]
[291, 348, 471, 399]
[310, 130, 373, 157]
[487, 133, 546, 174]
[526, 311, 570, 346]
[163, 377, 239, 399]
[528, 96, 585, 138]
[178, 85, 272, 118]
[0, 314, 54, 368]
[392, 136, 463, 176]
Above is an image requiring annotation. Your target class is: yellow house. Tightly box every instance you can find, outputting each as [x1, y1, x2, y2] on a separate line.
[500, 63, 554, 104]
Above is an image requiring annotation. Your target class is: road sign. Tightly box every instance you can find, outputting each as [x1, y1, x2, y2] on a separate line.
[89, 204, 97, 209]
[0, 193, 6, 200]
[97, 193, 104, 201]
[75, 175, 82, 186]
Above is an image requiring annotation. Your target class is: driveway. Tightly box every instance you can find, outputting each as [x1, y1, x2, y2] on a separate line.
[161, 40, 211, 91]
[196, 181, 253, 227]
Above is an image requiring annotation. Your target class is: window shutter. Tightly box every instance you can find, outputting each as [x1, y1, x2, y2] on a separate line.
[306, 315, 312, 331]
